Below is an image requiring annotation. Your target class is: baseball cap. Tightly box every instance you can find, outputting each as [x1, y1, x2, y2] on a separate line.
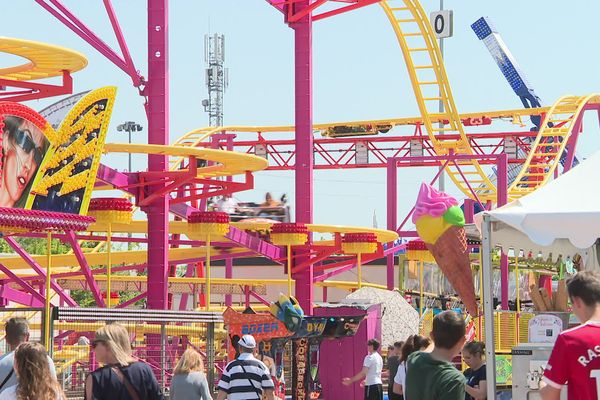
[238, 334, 256, 349]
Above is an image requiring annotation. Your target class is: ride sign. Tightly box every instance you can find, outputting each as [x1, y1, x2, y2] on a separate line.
[430, 10, 453, 39]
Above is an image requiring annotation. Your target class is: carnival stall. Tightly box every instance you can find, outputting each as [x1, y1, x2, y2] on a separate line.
[478, 150, 600, 398]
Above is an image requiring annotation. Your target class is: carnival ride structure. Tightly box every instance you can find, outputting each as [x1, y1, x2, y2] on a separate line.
[0, 0, 598, 395]
[0, 0, 597, 324]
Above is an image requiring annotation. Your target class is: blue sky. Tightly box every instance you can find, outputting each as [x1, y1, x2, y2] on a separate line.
[3, 1, 600, 230]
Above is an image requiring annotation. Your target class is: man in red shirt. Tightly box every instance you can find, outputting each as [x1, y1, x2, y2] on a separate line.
[541, 271, 600, 400]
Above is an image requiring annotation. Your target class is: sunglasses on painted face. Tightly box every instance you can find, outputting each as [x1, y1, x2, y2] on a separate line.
[10, 128, 44, 166]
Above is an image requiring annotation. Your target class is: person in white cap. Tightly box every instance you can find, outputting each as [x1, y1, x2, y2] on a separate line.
[217, 334, 275, 400]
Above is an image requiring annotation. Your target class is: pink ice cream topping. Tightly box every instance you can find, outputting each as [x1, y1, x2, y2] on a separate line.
[411, 183, 458, 223]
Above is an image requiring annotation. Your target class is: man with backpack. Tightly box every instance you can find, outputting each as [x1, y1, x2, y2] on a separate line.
[217, 334, 275, 400]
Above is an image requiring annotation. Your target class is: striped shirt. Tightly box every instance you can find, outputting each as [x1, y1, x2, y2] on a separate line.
[218, 353, 274, 399]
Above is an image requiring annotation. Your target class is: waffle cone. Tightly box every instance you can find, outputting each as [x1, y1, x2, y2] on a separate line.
[426, 225, 478, 316]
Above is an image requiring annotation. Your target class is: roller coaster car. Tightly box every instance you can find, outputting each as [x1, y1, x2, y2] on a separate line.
[229, 203, 290, 223]
[461, 116, 492, 126]
[322, 124, 393, 138]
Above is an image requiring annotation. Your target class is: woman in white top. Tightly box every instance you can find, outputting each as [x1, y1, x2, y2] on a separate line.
[0, 342, 64, 400]
[393, 335, 431, 400]
[342, 338, 384, 400]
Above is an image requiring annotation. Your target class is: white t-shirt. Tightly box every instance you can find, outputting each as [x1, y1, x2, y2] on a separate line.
[363, 352, 383, 386]
[393, 361, 407, 390]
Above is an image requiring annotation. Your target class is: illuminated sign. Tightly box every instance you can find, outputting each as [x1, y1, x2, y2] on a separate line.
[0, 87, 116, 215]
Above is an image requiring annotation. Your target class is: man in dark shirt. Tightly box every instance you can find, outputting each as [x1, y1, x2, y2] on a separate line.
[405, 311, 467, 400]
[387, 342, 403, 400]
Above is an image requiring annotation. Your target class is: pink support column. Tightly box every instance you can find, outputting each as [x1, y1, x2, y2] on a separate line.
[291, 0, 314, 314]
[224, 135, 234, 307]
[463, 199, 474, 224]
[146, 0, 170, 309]
[386, 159, 397, 290]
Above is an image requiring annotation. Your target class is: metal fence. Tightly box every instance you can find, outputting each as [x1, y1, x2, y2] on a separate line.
[49, 307, 223, 399]
[0, 307, 46, 348]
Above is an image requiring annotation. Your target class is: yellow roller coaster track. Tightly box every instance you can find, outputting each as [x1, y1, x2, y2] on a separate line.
[0, 37, 87, 81]
[380, 0, 600, 201]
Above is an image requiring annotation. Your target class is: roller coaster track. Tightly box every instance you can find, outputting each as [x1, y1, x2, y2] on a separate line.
[167, 0, 597, 204]
[380, 0, 599, 201]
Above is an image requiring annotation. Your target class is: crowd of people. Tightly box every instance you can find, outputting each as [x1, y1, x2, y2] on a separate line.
[340, 270, 600, 400]
[0, 318, 274, 400]
[0, 270, 597, 399]
[342, 312, 486, 400]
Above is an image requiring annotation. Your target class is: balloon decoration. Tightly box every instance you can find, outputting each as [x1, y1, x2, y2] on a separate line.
[270, 223, 309, 296]
[188, 211, 230, 310]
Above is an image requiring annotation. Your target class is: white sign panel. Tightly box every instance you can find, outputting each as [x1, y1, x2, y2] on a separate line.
[528, 314, 563, 343]
[430, 10, 453, 39]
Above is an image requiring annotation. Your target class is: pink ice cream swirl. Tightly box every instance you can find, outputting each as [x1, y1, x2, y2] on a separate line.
[411, 183, 458, 223]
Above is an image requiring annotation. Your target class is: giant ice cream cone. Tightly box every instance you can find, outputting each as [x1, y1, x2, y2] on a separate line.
[412, 183, 478, 316]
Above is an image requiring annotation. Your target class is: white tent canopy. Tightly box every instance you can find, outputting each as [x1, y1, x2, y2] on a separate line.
[476, 150, 600, 268]
[476, 150, 600, 399]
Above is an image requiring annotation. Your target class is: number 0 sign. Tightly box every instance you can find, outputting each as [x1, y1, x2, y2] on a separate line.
[430, 10, 453, 39]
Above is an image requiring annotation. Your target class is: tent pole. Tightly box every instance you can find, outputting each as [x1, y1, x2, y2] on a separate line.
[482, 214, 497, 400]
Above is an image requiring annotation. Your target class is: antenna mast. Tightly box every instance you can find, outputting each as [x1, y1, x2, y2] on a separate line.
[202, 34, 228, 127]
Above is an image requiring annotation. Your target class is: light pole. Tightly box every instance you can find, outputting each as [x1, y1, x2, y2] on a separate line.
[117, 121, 143, 174]
[116, 121, 143, 251]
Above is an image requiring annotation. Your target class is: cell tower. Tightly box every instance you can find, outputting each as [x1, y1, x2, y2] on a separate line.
[202, 34, 228, 127]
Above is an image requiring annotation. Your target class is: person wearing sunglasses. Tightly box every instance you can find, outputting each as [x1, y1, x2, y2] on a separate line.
[85, 323, 164, 400]
[0, 116, 48, 208]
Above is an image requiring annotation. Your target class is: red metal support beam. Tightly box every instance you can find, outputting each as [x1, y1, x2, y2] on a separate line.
[63, 231, 107, 307]
[0, 263, 47, 305]
[3, 237, 77, 306]
[312, 0, 380, 21]
[35, 0, 143, 87]
[0, 71, 73, 102]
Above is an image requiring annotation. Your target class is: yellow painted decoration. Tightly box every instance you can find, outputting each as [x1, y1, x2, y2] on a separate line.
[88, 210, 133, 225]
[104, 143, 268, 179]
[188, 222, 230, 239]
[415, 215, 452, 244]
[0, 37, 87, 81]
[341, 242, 378, 254]
[271, 233, 308, 246]
[28, 87, 117, 215]
[0, 226, 29, 235]
[406, 249, 436, 263]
